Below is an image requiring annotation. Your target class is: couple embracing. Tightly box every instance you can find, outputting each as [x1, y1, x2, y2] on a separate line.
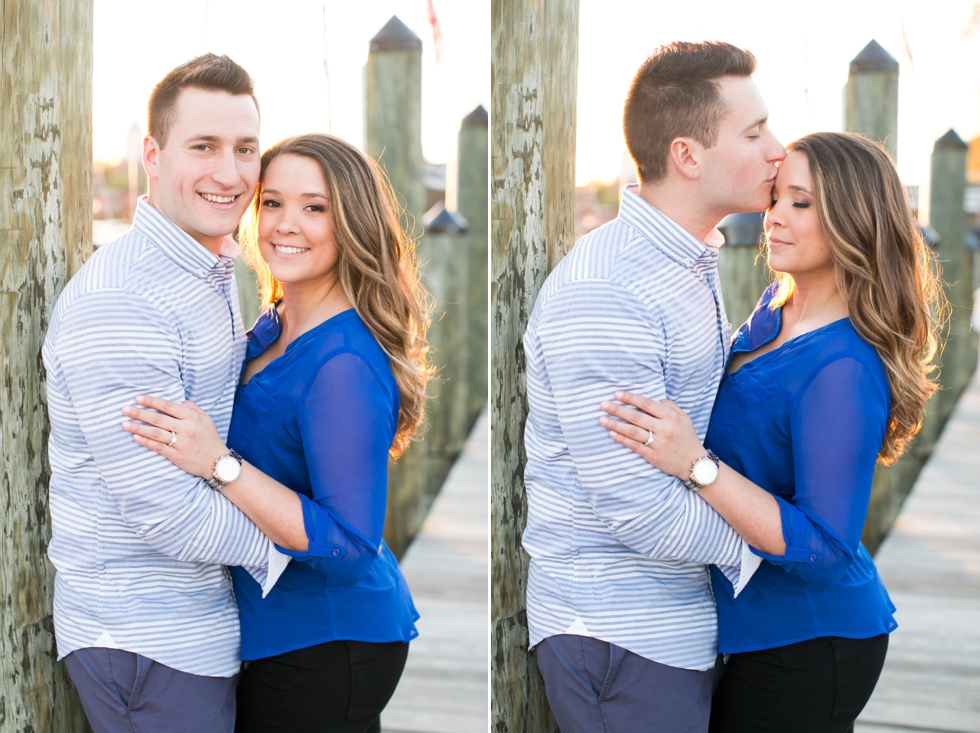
[44, 54, 427, 732]
[523, 41, 941, 732]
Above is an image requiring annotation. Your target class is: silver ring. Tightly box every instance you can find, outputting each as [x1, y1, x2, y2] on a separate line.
[168, 430, 178, 448]
[644, 430, 654, 447]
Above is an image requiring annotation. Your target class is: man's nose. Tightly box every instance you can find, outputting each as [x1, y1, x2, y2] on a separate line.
[767, 131, 787, 163]
[210, 148, 241, 187]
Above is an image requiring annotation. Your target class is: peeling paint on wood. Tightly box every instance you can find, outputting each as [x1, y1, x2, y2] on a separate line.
[0, 0, 93, 730]
[491, 1, 579, 730]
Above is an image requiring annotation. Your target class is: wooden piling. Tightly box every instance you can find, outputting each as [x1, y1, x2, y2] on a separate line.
[491, 0, 580, 729]
[717, 213, 770, 330]
[0, 0, 93, 729]
[365, 16, 425, 224]
[845, 40, 899, 159]
[418, 204, 470, 506]
[458, 105, 489, 429]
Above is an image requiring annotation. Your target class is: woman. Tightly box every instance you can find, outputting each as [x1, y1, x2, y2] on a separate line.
[599, 132, 942, 732]
[121, 134, 431, 732]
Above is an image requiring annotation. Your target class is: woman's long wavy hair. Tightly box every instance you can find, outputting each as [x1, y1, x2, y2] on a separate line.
[239, 134, 432, 458]
[769, 132, 945, 464]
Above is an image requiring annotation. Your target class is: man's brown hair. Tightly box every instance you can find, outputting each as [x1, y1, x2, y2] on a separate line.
[148, 53, 258, 148]
[623, 41, 756, 183]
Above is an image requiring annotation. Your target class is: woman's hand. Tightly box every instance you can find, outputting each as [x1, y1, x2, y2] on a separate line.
[599, 391, 706, 480]
[121, 396, 228, 480]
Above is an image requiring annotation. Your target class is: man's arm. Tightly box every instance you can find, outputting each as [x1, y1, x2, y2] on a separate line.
[532, 279, 745, 569]
[52, 289, 273, 568]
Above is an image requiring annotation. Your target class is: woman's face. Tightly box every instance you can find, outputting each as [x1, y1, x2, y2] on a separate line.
[258, 153, 340, 290]
[764, 150, 834, 279]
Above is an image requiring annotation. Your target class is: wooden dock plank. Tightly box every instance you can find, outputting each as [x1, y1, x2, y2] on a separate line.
[856, 370, 980, 733]
[382, 412, 488, 733]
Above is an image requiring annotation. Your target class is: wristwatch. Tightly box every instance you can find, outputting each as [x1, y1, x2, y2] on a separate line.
[206, 450, 243, 490]
[683, 449, 720, 491]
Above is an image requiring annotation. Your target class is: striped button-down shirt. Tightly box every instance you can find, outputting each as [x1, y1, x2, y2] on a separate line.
[523, 186, 756, 671]
[43, 198, 282, 678]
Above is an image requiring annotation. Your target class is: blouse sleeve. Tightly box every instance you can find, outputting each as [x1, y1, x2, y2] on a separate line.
[274, 350, 397, 587]
[751, 355, 889, 589]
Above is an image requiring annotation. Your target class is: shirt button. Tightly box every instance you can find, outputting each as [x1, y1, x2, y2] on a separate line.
[332, 549, 341, 557]
[809, 554, 817, 562]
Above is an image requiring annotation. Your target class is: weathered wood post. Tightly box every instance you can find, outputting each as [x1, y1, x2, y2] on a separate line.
[457, 105, 489, 429]
[491, 0, 579, 730]
[845, 40, 899, 158]
[930, 130, 978, 410]
[0, 0, 93, 729]
[365, 15, 425, 223]
[364, 16, 429, 558]
[418, 204, 470, 505]
[717, 213, 769, 330]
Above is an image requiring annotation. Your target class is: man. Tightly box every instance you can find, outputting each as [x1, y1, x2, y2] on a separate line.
[43, 54, 285, 732]
[522, 42, 786, 732]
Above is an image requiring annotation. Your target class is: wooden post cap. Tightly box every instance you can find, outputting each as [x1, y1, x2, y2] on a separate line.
[849, 40, 899, 74]
[370, 16, 422, 53]
[462, 105, 488, 127]
[934, 128, 968, 150]
[423, 202, 470, 233]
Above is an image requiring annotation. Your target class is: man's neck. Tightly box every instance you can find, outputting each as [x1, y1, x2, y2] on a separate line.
[145, 192, 225, 256]
[637, 181, 722, 244]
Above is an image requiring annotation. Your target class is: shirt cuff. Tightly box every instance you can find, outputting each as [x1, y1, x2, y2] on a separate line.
[239, 540, 291, 598]
[716, 539, 763, 598]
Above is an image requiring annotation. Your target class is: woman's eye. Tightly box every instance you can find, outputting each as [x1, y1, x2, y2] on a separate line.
[306, 204, 325, 213]
[769, 199, 777, 208]
[793, 202, 811, 209]
[261, 200, 281, 208]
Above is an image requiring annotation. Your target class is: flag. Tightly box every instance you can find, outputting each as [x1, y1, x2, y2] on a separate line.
[427, 0, 444, 63]
[901, 21, 915, 75]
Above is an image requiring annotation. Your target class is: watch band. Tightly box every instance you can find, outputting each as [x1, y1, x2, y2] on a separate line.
[683, 449, 720, 491]
[206, 450, 243, 490]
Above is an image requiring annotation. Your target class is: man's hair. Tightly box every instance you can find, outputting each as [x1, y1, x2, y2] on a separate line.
[148, 53, 258, 148]
[623, 41, 756, 183]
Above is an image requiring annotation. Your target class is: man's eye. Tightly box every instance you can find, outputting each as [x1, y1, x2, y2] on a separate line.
[238, 148, 253, 155]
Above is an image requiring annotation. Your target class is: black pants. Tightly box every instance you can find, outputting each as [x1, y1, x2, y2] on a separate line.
[235, 640, 409, 733]
[710, 635, 888, 733]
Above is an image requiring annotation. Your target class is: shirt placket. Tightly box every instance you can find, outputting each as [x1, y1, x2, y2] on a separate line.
[692, 251, 732, 364]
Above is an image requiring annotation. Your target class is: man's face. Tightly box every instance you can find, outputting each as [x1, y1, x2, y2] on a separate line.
[144, 88, 260, 249]
[699, 75, 785, 216]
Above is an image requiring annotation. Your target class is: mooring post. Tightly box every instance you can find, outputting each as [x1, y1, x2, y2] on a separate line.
[930, 129, 978, 410]
[365, 16, 425, 225]
[717, 213, 770, 331]
[457, 105, 489, 430]
[0, 1, 93, 729]
[491, 0, 580, 729]
[845, 40, 900, 159]
[418, 203, 470, 504]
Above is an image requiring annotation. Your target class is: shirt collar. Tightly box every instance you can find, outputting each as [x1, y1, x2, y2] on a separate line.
[618, 185, 718, 268]
[131, 196, 229, 279]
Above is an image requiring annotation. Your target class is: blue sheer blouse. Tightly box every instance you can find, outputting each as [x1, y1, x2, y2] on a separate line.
[227, 307, 418, 661]
[706, 284, 897, 654]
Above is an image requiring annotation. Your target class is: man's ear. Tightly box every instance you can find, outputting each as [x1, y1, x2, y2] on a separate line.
[143, 135, 161, 179]
[667, 137, 703, 181]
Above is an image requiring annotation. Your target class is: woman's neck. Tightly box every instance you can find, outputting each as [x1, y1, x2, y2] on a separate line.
[277, 275, 352, 346]
[782, 269, 848, 334]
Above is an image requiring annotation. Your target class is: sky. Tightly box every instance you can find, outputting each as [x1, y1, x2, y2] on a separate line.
[92, 0, 489, 172]
[575, 0, 980, 217]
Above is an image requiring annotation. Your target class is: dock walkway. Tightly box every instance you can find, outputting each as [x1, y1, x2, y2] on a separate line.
[383, 412, 489, 733]
[856, 369, 980, 732]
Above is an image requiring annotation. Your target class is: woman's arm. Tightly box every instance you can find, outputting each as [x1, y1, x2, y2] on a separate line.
[601, 355, 888, 588]
[122, 397, 309, 551]
[599, 393, 786, 556]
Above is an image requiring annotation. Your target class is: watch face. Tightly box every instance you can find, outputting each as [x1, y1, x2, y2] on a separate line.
[692, 458, 718, 486]
[215, 455, 241, 483]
